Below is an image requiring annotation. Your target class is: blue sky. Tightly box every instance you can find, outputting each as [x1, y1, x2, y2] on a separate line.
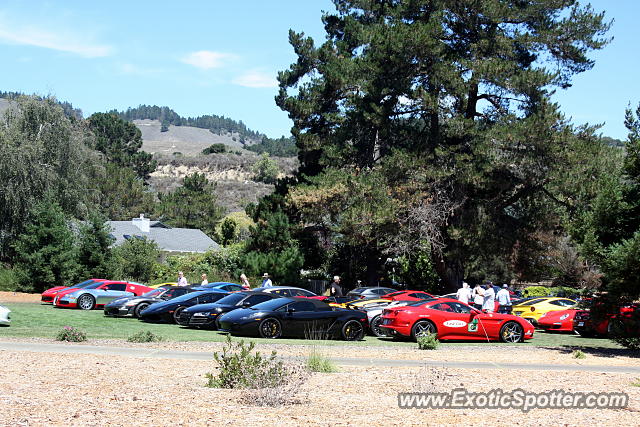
[0, 0, 637, 140]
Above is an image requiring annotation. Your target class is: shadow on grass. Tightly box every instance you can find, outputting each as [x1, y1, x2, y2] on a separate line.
[539, 345, 640, 358]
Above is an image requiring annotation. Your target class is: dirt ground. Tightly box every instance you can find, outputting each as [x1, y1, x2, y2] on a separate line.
[0, 348, 638, 426]
[0, 291, 40, 303]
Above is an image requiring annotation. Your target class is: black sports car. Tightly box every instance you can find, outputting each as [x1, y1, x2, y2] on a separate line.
[217, 297, 368, 340]
[177, 291, 282, 328]
[138, 290, 229, 323]
[103, 286, 195, 318]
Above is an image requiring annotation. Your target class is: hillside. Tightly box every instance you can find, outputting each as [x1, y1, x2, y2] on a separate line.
[135, 119, 250, 155]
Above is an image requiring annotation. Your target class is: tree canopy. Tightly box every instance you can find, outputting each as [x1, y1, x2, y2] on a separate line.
[275, 0, 611, 291]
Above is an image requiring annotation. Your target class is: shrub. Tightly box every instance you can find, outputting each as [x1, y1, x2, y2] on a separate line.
[522, 286, 550, 297]
[572, 349, 586, 359]
[206, 336, 307, 406]
[610, 336, 640, 351]
[127, 330, 164, 343]
[417, 333, 440, 350]
[252, 153, 280, 184]
[0, 267, 20, 292]
[306, 350, 338, 373]
[202, 143, 227, 155]
[56, 326, 87, 342]
[631, 379, 640, 387]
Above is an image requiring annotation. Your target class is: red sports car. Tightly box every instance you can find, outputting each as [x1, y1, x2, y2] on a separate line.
[380, 297, 534, 342]
[53, 281, 151, 309]
[574, 303, 640, 337]
[537, 309, 577, 332]
[381, 290, 434, 301]
[41, 279, 106, 303]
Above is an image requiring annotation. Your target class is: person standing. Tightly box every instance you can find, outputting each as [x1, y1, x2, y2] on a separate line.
[177, 271, 188, 287]
[330, 276, 343, 297]
[482, 283, 496, 313]
[496, 284, 512, 314]
[240, 273, 251, 290]
[472, 284, 484, 310]
[261, 273, 273, 288]
[200, 273, 208, 286]
[456, 282, 472, 305]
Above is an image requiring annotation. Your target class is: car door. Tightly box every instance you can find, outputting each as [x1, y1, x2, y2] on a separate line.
[281, 301, 330, 338]
[98, 283, 128, 305]
[428, 302, 474, 338]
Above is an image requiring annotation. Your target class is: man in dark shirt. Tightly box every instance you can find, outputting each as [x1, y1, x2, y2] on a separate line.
[330, 276, 343, 297]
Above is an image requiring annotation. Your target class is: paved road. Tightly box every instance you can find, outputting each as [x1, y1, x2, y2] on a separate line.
[1, 341, 639, 373]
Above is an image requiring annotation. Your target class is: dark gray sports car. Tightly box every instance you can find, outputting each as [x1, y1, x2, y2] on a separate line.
[103, 286, 195, 318]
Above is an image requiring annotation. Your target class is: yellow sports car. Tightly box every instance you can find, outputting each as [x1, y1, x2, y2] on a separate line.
[147, 282, 178, 289]
[512, 297, 577, 326]
[340, 298, 390, 309]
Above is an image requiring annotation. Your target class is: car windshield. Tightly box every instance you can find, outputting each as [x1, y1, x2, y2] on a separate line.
[349, 288, 368, 294]
[215, 293, 248, 306]
[84, 281, 110, 290]
[141, 289, 164, 298]
[518, 298, 547, 306]
[71, 279, 98, 289]
[250, 298, 290, 311]
[170, 291, 208, 303]
[406, 298, 437, 307]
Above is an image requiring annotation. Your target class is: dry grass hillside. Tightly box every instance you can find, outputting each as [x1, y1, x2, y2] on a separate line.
[136, 119, 255, 155]
[150, 153, 298, 212]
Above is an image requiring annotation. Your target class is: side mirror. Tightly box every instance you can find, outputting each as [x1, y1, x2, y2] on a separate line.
[287, 307, 296, 313]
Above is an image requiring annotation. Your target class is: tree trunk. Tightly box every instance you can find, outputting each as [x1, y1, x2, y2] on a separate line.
[431, 246, 464, 293]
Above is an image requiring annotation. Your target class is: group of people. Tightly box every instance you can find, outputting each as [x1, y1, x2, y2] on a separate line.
[456, 281, 512, 314]
[175, 271, 274, 290]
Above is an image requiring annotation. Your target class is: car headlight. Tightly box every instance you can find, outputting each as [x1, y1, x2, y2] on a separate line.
[193, 312, 209, 317]
[560, 313, 569, 320]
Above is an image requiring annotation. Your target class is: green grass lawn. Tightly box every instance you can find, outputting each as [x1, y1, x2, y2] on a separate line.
[0, 302, 623, 350]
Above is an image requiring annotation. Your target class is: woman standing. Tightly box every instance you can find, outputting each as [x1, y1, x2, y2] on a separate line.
[240, 273, 251, 290]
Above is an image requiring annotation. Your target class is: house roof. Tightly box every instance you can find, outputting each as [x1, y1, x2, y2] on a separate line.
[107, 221, 219, 253]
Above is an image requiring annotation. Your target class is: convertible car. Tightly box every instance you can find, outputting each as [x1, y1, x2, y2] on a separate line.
[104, 286, 195, 318]
[54, 281, 152, 310]
[177, 291, 281, 328]
[138, 290, 229, 323]
[41, 278, 106, 303]
[217, 297, 368, 340]
[0, 305, 10, 326]
[380, 298, 534, 343]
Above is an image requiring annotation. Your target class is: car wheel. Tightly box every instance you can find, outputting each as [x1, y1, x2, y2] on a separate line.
[341, 320, 365, 341]
[134, 302, 150, 318]
[370, 315, 388, 338]
[500, 321, 524, 343]
[173, 306, 186, 324]
[77, 294, 96, 310]
[411, 320, 437, 340]
[259, 318, 282, 339]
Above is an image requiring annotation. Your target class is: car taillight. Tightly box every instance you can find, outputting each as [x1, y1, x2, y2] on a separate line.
[530, 307, 535, 312]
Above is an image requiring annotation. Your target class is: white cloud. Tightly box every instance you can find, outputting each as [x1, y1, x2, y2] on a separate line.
[181, 50, 235, 69]
[232, 70, 278, 88]
[0, 17, 112, 58]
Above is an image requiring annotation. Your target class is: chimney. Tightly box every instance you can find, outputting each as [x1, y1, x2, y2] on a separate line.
[132, 214, 150, 233]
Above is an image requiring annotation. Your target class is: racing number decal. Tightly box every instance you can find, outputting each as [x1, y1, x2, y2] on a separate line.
[468, 318, 479, 332]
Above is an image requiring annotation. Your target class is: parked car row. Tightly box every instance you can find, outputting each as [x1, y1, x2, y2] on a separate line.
[38, 282, 542, 343]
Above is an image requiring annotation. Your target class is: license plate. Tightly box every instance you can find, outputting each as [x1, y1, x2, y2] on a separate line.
[578, 322, 584, 326]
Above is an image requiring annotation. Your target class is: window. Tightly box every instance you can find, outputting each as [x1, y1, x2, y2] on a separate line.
[291, 289, 315, 297]
[106, 283, 126, 292]
[289, 301, 316, 312]
[409, 292, 431, 299]
[372, 289, 388, 295]
[449, 302, 473, 314]
[272, 289, 292, 297]
[244, 295, 272, 306]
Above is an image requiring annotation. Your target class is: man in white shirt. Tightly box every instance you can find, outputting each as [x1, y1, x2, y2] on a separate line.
[456, 282, 472, 304]
[482, 283, 496, 312]
[261, 273, 273, 288]
[177, 271, 188, 287]
[496, 284, 512, 314]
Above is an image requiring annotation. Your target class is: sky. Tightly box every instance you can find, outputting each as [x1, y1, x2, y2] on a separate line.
[0, 0, 637, 140]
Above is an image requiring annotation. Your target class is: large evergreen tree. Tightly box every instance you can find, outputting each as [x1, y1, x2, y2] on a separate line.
[276, 0, 610, 290]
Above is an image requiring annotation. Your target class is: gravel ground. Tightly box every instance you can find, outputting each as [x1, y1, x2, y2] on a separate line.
[0, 349, 638, 426]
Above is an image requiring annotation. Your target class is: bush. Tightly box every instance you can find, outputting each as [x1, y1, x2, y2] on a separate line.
[56, 326, 87, 342]
[112, 238, 160, 283]
[252, 153, 280, 184]
[206, 336, 307, 406]
[306, 350, 338, 373]
[522, 286, 550, 297]
[417, 333, 440, 350]
[0, 267, 20, 292]
[572, 349, 586, 359]
[202, 143, 227, 155]
[610, 336, 640, 351]
[127, 330, 164, 343]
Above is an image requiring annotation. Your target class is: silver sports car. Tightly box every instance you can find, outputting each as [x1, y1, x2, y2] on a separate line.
[0, 305, 11, 326]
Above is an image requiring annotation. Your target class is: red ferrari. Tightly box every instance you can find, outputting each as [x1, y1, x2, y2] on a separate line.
[574, 304, 639, 337]
[537, 309, 577, 333]
[41, 279, 106, 303]
[381, 290, 434, 301]
[380, 297, 534, 342]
